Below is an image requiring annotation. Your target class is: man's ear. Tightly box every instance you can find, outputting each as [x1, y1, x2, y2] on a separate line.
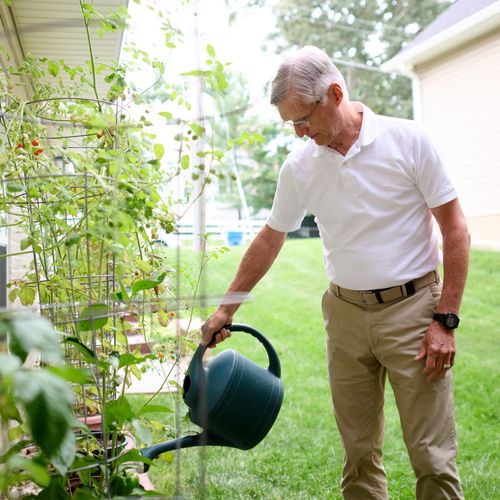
[328, 83, 344, 105]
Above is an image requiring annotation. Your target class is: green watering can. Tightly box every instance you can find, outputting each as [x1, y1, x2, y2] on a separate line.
[141, 324, 284, 470]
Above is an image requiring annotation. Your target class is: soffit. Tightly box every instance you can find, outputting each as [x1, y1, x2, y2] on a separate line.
[0, 0, 128, 98]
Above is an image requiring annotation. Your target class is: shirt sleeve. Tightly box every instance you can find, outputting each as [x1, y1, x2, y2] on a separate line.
[266, 159, 307, 232]
[414, 124, 457, 208]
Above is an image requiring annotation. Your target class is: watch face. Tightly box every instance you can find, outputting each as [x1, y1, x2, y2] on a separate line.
[445, 313, 460, 329]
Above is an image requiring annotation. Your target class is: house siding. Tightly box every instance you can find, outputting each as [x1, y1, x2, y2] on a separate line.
[415, 27, 500, 248]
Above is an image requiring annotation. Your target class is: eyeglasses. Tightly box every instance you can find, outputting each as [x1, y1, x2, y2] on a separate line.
[282, 100, 320, 128]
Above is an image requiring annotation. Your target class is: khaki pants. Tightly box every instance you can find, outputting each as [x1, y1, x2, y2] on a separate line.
[322, 282, 464, 500]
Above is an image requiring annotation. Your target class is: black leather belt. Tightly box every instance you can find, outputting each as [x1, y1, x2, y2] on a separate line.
[329, 270, 440, 305]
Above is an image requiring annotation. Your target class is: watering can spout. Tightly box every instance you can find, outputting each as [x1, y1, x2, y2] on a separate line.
[140, 433, 226, 472]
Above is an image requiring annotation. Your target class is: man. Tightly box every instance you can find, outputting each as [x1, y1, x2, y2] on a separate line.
[201, 45, 469, 499]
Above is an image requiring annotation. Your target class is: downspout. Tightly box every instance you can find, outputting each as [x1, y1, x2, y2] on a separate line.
[408, 68, 423, 122]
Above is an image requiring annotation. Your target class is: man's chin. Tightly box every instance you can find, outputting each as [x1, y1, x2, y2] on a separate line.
[312, 132, 331, 146]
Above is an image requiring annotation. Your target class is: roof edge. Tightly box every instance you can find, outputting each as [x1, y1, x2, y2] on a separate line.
[382, 1, 500, 73]
[0, 2, 33, 98]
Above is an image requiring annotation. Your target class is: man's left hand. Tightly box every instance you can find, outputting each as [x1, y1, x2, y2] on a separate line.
[415, 321, 456, 381]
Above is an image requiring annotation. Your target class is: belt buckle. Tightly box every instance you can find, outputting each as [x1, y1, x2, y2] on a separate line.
[361, 291, 376, 304]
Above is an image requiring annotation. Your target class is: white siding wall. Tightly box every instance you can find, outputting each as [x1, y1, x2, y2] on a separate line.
[416, 28, 500, 247]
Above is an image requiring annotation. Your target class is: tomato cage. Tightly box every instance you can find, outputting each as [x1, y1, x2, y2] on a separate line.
[1, 95, 187, 434]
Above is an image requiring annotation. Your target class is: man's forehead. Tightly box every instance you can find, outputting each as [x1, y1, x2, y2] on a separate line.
[277, 97, 310, 119]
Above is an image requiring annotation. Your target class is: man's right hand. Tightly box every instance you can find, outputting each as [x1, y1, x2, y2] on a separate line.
[199, 226, 286, 348]
[201, 308, 233, 348]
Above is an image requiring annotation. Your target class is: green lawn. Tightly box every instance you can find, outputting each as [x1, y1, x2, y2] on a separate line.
[131, 239, 500, 499]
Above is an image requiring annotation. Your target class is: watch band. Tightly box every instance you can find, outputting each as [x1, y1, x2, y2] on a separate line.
[433, 312, 460, 329]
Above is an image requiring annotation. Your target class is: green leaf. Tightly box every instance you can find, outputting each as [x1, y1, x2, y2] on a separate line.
[180, 154, 190, 170]
[153, 143, 164, 161]
[159, 111, 173, 120]
[111, 283, 130, 303]
[181, 69, 204, 77]
[8, 315, 61, 363]
[0, 353, 21, 376]
[6, 183, 23, 193]
[129, 419, 152, 445]
[116, 210, 134, 231]
[0, 390, 22, 423]
[118, 352, 147, 369]
[111, 292, 123, 302]
[1, 440, 31, 465]
[50, 428, 76, 475]
[48, 60, 59, 76]
[104, 397, 134, 431]
[81, 2, 95, 14]
[190, 123, 205, 136]
[206, 44, 216, 57]
[48, 365, 93, 384]
[77, 303, 109, 331]
[65, 234, 81, 247]
[152, 60, 165, 73]
[20, 237, 32, 250]
[130, 279, 158, 295]
[13, 370, 76, 458]
[8, 456, 51, 487]
[114, 448, 151, 467]
[19, 286, 36, 306]
[63, 337, 96, 364]
[8, 288, 18, 303]
[34, 477, 71, 499]
[130, 272, 167, 297]
[136, 404, 173, 416]
[216, 72, 228, 91]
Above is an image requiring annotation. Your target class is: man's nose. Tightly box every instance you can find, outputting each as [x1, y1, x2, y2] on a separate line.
[294, 124, 309, 137]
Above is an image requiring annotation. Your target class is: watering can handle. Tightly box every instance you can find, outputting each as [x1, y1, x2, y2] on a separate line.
[206, 323, 281, 378]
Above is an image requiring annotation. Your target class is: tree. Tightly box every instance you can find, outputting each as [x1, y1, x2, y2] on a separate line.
[264, 0, 455, 118]
[209, 71, 279, 216]
[206, 69, 299, 216]
[237, 122, 294, 215]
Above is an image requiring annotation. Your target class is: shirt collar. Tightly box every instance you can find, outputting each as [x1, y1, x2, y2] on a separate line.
[312, 103, 379, 158]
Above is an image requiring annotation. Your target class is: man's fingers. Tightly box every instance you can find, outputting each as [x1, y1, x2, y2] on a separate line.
[208, 328, 232, 348]
[422, 355, 436, 376]
[415, 340, 427, 360]
[422, 354, 453, 381]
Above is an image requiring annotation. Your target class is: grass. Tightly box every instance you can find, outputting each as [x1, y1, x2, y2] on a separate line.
[130, 240, 500, 499]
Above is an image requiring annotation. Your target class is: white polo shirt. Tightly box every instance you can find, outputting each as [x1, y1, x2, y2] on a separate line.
[267, 104, 457, 289]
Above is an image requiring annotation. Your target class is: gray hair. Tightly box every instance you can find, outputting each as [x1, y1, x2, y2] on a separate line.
[270, 46, 348, 106]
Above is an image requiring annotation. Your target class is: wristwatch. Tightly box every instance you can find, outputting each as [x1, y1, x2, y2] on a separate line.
[433, 312, 460, 330]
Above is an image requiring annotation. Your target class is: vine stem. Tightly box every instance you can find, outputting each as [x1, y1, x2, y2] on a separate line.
[79, 0, 102, 112]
